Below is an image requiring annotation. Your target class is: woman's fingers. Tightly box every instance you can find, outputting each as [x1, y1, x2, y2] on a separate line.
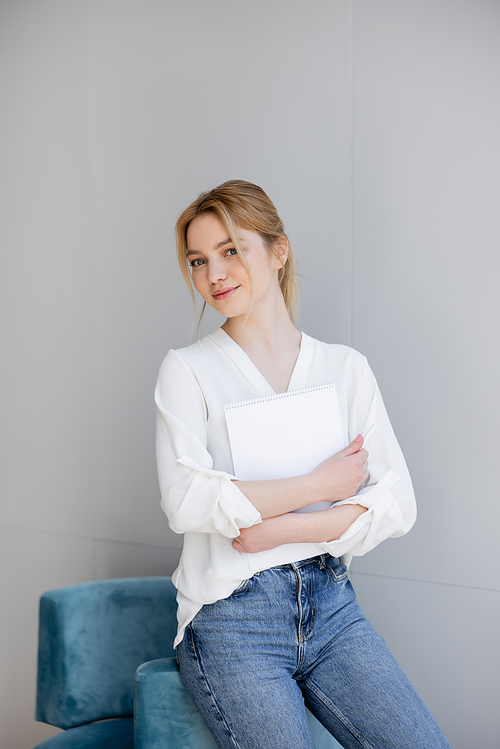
[335, 434, 364, 457]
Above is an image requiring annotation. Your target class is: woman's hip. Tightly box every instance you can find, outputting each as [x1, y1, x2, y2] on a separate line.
[180, 555, 359, 667]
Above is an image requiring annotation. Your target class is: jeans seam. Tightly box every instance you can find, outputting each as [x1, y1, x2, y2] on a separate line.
[186, 624, 243, 749]
[294, 567, 304, 643]
[303, 677, 375, 749]
[303, 565, 316, 640]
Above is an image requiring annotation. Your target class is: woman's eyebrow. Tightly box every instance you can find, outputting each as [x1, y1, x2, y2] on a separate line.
[214, 238, 233, 249]
[186, 238, 236, 256]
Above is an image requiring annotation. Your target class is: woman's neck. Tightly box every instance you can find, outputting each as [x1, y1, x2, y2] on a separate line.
[221, 297, 299, 355]
[221, 299, 302, 393]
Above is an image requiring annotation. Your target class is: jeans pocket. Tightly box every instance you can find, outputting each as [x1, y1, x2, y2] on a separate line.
[324, 556, 348, 582]
[229, 577, 252, 596]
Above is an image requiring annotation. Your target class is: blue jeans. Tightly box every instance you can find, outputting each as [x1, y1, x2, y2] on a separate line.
[177, 555, 451, 749]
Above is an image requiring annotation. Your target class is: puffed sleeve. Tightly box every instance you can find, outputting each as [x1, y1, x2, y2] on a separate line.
[155, 349, 262, 537]
[320, 356, 416, 561]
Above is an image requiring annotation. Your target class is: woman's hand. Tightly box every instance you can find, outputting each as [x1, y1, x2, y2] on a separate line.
[309, 435, 369, 503]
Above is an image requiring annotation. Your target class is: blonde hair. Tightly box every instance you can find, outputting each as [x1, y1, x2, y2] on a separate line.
[175, 180, 298, 326]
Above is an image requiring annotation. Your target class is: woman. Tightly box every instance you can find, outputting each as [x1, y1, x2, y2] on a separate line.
[155, 180, 451, 748]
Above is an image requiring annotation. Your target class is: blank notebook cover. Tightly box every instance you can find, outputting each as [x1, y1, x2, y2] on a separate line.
[224, 384, 346, 571]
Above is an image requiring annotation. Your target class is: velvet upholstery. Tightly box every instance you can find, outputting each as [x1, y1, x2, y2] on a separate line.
[33, 718, 134, 749]
[36, 576, 341, 748]
[134, 658, 217, 749]
[36, 577, 177, 729]
[134, 657, 342, 749]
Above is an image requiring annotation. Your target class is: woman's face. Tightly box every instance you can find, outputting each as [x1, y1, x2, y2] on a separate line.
[186, 212, 284, 319]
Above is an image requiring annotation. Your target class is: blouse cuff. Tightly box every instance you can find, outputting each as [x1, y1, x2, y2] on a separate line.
[176, 455, 262, 534]
[319, 469, 400, 556]
[339, 469, 399, 509]
[177, 454, 238, 480]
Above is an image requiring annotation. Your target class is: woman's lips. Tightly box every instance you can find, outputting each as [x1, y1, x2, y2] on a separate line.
[212, 286, 239, 301]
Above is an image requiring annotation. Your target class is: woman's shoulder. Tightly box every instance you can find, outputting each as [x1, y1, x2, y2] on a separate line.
[301, 335, 373, 397]
[155, 336, 216, 405]
[157, 330, 223, 377]
[304, 332, 367, 365]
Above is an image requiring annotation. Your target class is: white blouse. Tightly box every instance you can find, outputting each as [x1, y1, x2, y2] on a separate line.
[155, 328, 416, 647]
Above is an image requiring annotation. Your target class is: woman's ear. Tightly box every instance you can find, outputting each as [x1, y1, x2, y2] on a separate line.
[273, 237, 289, 269]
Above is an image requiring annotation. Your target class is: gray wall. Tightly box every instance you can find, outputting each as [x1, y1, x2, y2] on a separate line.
[0, 1, 498, 747]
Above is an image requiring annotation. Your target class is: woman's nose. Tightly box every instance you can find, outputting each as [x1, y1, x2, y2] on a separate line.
[208, 260, 228, 284]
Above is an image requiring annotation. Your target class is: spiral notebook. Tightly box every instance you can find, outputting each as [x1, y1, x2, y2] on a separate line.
[224, 384, 345, 571]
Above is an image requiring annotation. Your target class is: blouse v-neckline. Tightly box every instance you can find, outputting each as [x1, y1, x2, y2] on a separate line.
[208, 327, 315, 396]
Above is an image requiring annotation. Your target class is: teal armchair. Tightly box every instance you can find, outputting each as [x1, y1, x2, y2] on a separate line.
[35, 577, 341, 748]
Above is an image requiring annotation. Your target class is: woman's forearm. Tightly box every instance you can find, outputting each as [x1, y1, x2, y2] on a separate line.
[232, 504, 368, 553]
[234, 435, 369, 520]
[233, 473, 320, 519]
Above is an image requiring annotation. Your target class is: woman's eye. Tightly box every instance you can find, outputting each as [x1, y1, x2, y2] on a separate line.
[226, 248, 237, 256]
[190, 258, 205, 267]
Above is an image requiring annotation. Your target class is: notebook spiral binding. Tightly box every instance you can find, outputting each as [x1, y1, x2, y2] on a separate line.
[224, 383, 336, 410]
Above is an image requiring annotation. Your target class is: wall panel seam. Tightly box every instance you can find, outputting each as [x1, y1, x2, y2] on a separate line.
[0, 522, 179, 552]
[350, 570, 499, 594]
[349, 0, 355, 349]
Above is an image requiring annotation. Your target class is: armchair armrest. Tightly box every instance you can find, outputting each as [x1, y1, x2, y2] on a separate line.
[134, 657, 341, 749]
[134, 657, 217, 748]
